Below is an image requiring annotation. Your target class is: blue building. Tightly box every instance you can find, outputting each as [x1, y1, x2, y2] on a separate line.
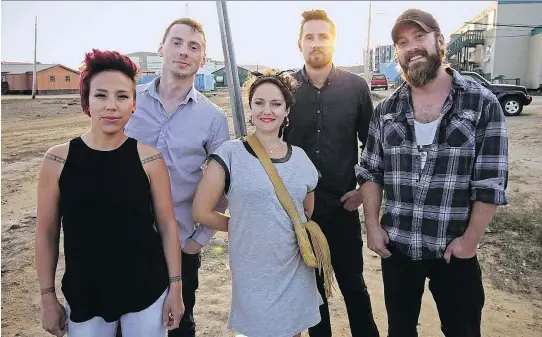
[136, 72, 215, 92]
[195, 73, 215, 92]
[374, 45, 400, 83]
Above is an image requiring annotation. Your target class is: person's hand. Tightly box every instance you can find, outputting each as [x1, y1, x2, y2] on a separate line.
[162, 283, 184, 330]
[340, 188, 363, 211]
[42, 296, 67, 337]
[182, 238, 203, 255]
[443, 235, 477, 263]
[366, 224, 391, 258]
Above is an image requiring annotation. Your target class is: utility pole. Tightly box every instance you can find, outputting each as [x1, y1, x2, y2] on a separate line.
[185, 2, 189, 16]
[32, 16, 37, 99]
[364, 1, 372, 82]
[216, 0, 247, 138]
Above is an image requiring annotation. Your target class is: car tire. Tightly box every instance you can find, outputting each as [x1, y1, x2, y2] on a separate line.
[501, 97, 523, 116]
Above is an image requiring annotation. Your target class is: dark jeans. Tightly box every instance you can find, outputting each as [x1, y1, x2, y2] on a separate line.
[308, 207, 380, 337]
[381, 245, 485, 337]
[115, 251, 201, 337]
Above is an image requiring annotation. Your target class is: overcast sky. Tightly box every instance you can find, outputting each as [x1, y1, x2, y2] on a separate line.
[1, 1, 494, 70]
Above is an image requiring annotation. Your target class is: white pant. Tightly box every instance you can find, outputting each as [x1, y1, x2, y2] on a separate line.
[65, 290, 168, 337]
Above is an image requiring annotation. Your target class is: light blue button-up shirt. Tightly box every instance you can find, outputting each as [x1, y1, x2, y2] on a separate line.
[125, 77, 230, 249]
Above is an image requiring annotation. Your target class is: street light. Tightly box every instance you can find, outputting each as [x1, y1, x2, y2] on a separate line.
[364, 1, 372, 82]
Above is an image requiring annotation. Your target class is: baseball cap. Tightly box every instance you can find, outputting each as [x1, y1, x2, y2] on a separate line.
[391, 9, 441, 44]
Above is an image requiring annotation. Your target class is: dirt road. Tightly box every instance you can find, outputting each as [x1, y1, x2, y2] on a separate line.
[2, 94, 541, 337]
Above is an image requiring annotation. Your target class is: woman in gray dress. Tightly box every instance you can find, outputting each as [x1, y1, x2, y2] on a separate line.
[192, 70, 322, 337]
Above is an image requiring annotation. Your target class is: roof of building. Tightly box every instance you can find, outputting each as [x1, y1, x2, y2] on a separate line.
[211, 64, 273, 74]
[1, 62, 79, 74]
[198, 64, 222, 75]
[337, 65, 364, 74]
[126, 51, 159, 57]
[451, 2, 498, 36]
[238, 64, 273, 72]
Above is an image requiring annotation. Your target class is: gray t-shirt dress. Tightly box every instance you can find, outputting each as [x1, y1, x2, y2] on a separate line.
[210, 138, 323, 337]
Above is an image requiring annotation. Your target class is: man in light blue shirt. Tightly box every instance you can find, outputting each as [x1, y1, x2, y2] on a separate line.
[124, 18, 229, 337]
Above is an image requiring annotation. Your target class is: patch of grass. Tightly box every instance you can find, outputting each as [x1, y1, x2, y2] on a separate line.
[202, 91, 219, 98]
[480, 203, 542, 298]
[371, 92, 386, 101]
[490, 204, 542, 237]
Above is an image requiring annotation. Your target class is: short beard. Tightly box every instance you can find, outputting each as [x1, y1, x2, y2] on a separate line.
[306, 51, 332, 69]
[400, 42, 442, 87]
[171, 70, 192, 79]
[170, 65, 198, 79]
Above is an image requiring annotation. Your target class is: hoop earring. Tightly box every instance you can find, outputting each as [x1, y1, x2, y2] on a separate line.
[249, 116, 254, 125]
[284, 116, 290, 128]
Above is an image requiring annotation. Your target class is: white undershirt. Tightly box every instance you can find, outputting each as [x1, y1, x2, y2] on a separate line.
[414, 118, 441, 170]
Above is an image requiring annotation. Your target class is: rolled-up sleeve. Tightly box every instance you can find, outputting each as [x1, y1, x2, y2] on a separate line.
[355, 103, 384, 187]
[470, 98, 509, 205]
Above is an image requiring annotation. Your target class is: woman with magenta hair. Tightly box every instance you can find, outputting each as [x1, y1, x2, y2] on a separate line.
[34, 49, 184, 337]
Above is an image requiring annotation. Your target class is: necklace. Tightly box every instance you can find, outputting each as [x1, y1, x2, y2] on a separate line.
[261, 140, 284, 154]
[267, 143, 284, 154]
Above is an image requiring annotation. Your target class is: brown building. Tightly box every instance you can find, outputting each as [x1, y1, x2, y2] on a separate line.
[1, 62, 80, 94]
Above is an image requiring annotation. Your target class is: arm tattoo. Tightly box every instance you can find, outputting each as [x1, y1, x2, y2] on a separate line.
[40, 287, 55, 295]
[45, 153, 66, 164]
[141, 153, 163, 165]
[169, 276, 182, 283]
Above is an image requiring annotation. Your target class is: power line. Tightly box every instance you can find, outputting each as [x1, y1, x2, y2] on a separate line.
[465, 21, 542, 28]
[492, 34, 532, 38]
[493, 27, 537, 31]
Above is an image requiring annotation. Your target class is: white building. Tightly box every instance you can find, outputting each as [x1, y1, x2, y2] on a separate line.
[447, 0, 542, 89]
[127, 52, 162, 75]
[198, 58, 225, 75]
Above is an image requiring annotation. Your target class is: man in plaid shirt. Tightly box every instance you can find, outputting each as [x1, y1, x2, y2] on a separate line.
[356, 9, 508, 337]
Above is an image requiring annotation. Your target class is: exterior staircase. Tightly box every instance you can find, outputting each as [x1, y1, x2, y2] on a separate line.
[446, 30, 485, 71]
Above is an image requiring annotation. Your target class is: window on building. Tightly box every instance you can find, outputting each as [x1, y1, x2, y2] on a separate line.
[50, 75, 55, 82]
[65, 75, 70, 82]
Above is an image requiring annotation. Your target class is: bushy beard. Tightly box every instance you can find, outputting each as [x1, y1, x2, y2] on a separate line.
[399, 42, 442, 87]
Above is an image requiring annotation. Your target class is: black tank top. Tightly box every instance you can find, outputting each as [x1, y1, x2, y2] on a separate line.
[58, 137, 169, 323]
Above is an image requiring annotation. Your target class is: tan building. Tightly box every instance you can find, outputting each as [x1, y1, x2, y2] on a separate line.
[447, 0, 542, 89]
[1, 62, 80, 94]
